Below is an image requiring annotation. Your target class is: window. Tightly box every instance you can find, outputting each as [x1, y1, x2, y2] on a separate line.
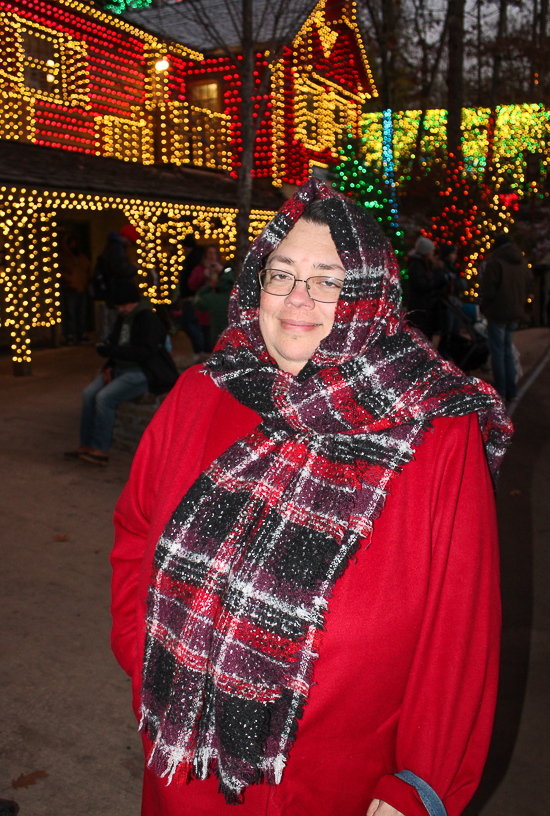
[22, 29, 59, 95]
[189, 81, 220, 113]
[295, 78, 356, 154]
[0, 15, 88, 106]
[23, 30, 55, 62]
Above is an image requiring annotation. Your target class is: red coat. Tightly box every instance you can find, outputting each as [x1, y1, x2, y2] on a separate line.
[111, 366, 501, 816]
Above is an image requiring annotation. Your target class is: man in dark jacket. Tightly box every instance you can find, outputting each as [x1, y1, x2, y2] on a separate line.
[407, 236, 447, 340]
[480, 233, 533, 400]
[65, 279, 178, 465]
[93, 225, 139, 340]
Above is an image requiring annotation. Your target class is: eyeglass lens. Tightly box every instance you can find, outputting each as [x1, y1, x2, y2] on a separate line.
[260, 269, 343, 302]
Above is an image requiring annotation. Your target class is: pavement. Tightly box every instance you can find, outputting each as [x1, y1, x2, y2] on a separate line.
[0, 328, 549, 816]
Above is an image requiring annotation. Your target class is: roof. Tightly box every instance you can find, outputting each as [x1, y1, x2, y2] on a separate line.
[0, 140, 283, 210]
[121, 0, 319, 51]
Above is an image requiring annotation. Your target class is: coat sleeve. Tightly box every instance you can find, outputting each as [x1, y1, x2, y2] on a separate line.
[110, 370, 191, 678]
[193, 284, 215, 313]
[408, 261, 436, 295]
[106, 311, 166, 366]
[372, 414, 501, 816]
[480, 258, 500, 313]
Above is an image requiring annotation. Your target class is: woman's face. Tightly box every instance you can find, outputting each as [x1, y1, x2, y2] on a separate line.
[259, 219, 345, 376]
[205, 246, 219, 264]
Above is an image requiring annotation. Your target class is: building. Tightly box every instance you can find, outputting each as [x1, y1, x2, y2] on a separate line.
[0, 0, 377, 371]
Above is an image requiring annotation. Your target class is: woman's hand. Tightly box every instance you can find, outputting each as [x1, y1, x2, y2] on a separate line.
[366, 799, 405, 816]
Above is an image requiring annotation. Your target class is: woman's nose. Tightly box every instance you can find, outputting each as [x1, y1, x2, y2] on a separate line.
[284, 278, 315, 308]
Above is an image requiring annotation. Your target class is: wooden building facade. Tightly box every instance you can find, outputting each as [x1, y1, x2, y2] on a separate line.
[0, 0, 377, 370]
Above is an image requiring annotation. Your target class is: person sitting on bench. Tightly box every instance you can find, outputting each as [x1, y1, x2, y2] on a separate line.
[65, 279, 179, 466]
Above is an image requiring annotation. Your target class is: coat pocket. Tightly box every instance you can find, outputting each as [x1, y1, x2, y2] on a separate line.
[376, 707, 401, 774]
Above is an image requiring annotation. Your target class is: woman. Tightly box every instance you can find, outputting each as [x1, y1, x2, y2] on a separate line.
[111, 179, 511, 816]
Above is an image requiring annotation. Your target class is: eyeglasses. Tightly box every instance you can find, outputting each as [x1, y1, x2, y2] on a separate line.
[259, 269, 344, 303]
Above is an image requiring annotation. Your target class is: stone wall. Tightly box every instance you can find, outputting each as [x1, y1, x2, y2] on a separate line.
[111, 392, 167, 454]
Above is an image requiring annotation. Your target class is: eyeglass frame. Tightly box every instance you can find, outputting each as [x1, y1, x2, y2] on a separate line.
[258, 268, 344, 303]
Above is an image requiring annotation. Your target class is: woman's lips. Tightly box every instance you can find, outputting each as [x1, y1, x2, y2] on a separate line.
[279, 319, 320, 332]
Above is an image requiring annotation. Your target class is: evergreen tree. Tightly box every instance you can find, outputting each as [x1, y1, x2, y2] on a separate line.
[332, 132, 405, 259]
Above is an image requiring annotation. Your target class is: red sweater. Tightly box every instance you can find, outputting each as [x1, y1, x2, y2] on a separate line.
[111, 366, 501, 816]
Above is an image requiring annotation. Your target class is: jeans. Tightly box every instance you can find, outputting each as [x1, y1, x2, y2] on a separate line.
[487, 320, 518, 400]
[177, 299, 203, 353]
[62, 290, 87, 342]
[80, 367, 148, 453]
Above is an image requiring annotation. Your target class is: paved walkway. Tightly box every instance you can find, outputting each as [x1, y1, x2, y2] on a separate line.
[0, 329, 549, 815]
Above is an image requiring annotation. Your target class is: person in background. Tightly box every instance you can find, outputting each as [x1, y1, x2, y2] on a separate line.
[93, 224, 139, 341]
[110, 179, 510, 816]
[65, 279, 178, 466]
[188, 244, 225, 353]
[193, 263, 234, 348]
[438, 243, 466, 339]
[407, 236, 446, 340]
[58, 233, 92, 345]
[480, 232, 533, 401]
[171, 234, 205, 359]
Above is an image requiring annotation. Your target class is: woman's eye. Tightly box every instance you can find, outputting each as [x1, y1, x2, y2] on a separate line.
[319, 278, 343, 289]
[270, 272, 292, 282]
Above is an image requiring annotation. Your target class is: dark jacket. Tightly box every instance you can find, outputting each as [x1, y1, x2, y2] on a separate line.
[94, 233, 136, 304]
[407, 255, 447, 312]
[480, 243, 533, 323]
[99, 302, 179, 395]
[179, 246, 204, 299]
[407, 255, 447, 337]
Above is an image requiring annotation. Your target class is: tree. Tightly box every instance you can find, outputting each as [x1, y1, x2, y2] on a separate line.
[446, 0, 465, 162]
[333, 131, 405, 258]
[102, 0, 318, 274]
[406, 0, 449, 179]
[357, 0, 402, 111]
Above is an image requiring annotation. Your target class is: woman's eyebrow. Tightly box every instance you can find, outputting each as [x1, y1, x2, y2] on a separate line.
[268, 254, 295, 266]
[313, 262, 345, 273]
[268, 255, 345, 273]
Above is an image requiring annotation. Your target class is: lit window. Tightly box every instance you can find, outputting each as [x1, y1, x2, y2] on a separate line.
[189, 82, 220, 113]
[22, 30, 58, 94]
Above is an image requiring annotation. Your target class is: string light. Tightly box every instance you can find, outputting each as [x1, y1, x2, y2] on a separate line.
[270, 0, 377, 187]
[0, 185, 274, 370]
[381, 109, 399, 232]
[0, 0, 378, 369]
[357, 104, 549, 297]
[361, 105, 549, 197]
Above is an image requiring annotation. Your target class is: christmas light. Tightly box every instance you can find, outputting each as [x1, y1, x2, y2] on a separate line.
[357, 104, 549, 297]
[0, 0, 378, 369]
[0, 184, 274, 369]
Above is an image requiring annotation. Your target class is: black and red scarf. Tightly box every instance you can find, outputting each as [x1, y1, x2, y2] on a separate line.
[140, 178, 512, 802]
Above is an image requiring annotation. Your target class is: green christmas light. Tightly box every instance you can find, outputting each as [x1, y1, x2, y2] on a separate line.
[104, 0, 152, 14]
[332, 129, 405, 260]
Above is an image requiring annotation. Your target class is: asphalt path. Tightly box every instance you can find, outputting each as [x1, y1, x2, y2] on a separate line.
[465, 345, 550, 816]
[0, 338, 548, 815]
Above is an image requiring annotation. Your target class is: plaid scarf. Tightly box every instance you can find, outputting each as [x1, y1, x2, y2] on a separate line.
[140, 178, 512, 803]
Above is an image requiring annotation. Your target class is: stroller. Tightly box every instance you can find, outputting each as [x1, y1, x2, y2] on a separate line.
[437, 296, 489, 372]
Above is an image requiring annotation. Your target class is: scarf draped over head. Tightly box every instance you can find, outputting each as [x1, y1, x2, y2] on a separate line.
[140, 178, 512, 803]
